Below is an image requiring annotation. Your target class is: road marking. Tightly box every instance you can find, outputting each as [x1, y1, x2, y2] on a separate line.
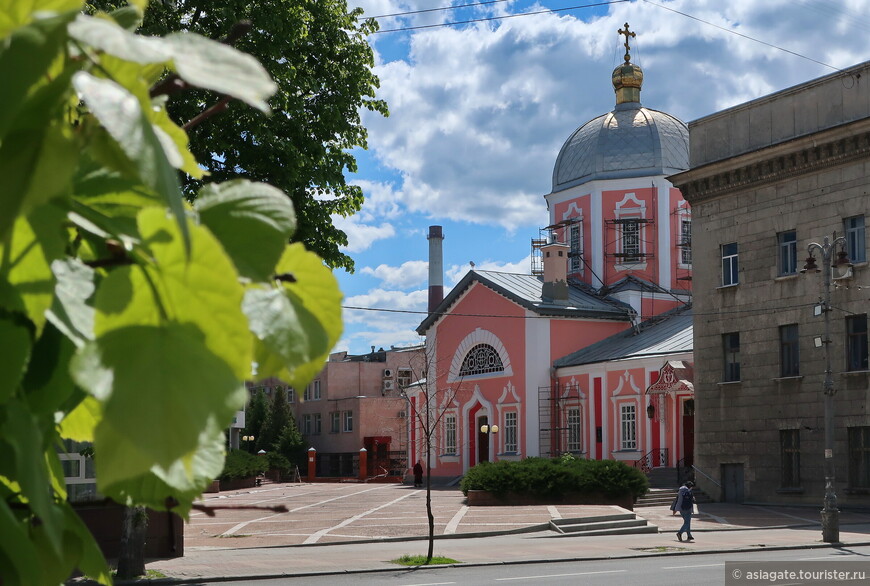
[221, 513, 284, 536]
[496, 570, 626, 580]
[303, 490, 421, 543]
[444, 505, 468, 534]
[661, 563, 725, 569]
[289, 485, 388, 512]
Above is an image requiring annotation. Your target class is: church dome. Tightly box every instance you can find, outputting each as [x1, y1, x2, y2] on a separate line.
[551, 104, 689, 192]
[550, 23, 689, 193]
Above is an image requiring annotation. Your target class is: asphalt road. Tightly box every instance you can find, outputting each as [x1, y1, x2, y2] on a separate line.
[187, 545, 870, 586]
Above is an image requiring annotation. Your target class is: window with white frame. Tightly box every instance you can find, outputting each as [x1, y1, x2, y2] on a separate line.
[302, 414, 312, 435]
[680, 218, 692, 265]
[286, 387, 295, 403]
[621, 219, 641, 262]
[330, 411, 340, 433]
[845, 215, 866, 263]
[567, 407, 582, 452]
[444, 415, 457, 454]
[778, 230, 797, 276]
[303, 380, 321, 401]
[397, 368, 412, 390]
[620, 404, 637, 450]
[503, 412, 517, 453]
[459, 344, 504, 376]
[313, 413, 322, 435]
[721, 242, 739, 286]
[342, 410, 353, 432]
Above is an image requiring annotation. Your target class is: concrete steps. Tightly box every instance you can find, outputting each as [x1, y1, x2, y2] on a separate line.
[634, 487, 678, 508]
[548, 513, 658, 537]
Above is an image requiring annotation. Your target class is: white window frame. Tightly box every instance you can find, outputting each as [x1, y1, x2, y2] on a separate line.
[503, 411, 518, 453]
[566, 407, 582, 452]
[397, 368, 413, 390]
[330, 411, 340, 433]
[620, 404, 637, 450]
[444, 414, 457, 455]
[342, 410, 353, 433]
[778, 230, 797, 276]
[313, 413, 322, 435]
[614, 193, 647, 270]
[679, 218, 692, 266]
[302, 414, 312, 435]
[721, 242, 739, 286]
[845, 215, 866, 263]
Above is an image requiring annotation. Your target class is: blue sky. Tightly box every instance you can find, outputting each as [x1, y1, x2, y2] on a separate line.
[332, 0, 870, 355]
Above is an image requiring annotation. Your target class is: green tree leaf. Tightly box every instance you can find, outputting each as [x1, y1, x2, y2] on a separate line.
[0, 202, 67, 336]
[0, 315, 31, 405]
[46, 258, 95, 349]
[245, 243, 342, 388]
[72, 71, 190, 254]
[0, 497, 41, 586]
[71, 323, 246, 486]
[0, 0, 81, 38]
[195, 180, 296, 281]
[59, 395, 101, 442]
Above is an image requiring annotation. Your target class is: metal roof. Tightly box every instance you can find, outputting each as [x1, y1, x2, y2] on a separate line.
[417, 270, 633, 334]
[554, 306, 693, 368]
[551, 103, 689, 193]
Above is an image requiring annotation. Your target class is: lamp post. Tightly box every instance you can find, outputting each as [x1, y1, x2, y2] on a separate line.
[801, 233, 851, 543]
[242, 434, 255, 453]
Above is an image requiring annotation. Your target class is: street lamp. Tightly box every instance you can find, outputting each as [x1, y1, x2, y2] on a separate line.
[480, 423, 499, 434]
[801, 232, 851, 543]
[242, 434, 255, 453]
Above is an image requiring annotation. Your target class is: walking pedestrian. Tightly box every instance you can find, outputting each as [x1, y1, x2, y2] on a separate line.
[413, 461, 424, 487]
[670, 480, 695, 542]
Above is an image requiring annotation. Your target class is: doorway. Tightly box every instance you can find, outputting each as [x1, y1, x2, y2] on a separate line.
[477, 416, 489, 464]
[721, 463, 745, 503]
[682, 399, 694, 468]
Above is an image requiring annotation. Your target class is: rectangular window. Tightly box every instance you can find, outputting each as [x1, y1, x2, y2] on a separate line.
[723, 332, 741, 382]
[780, 429, 800, 488]
[313, 413, 322, 435]
[680, 219, 692, 265]
[312, 380, 321, 400]
[569, 223, 583, 273]
[779, 324, 800, 377]
[567, 407, 582, 452]
[302, 414, 312, 436]
[330, 411, 340, 433]
[845, 215, 866, 263]
[849, 426, 870, 488]
[620, 404, 636, 450]
[846, 315, 869, 371]
[342, 410, 353, 433]
[778, 230, 797, 276]
[504, 412, 517, 453]
[397, 368, 412, 390]
[445, 415, 456, 454]
[621, 220, 641, 262]
[303, 385, 310, 401]
[287, 387, 295, 403]
[721, 242, 739, 286]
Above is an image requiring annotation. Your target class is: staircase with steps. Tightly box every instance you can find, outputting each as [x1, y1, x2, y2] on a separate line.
[634, 467, 714, 508]
[548, 513, 658, 537]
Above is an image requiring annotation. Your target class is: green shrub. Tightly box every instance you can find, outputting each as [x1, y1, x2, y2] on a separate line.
[460, 457, 648, 500]
[219, 449, 263, 480]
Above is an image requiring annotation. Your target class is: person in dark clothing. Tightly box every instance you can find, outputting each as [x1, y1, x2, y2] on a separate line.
[413, 461, 424, 487]
[670, 480, 695, 541]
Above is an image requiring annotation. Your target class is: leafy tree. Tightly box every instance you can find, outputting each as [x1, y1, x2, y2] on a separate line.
[0, 2, 342, 584]
[87, 0, 388, 272]
[275, 418, 307, 470]
[243, 387, 268, 450]
[258, 387, 292, 453]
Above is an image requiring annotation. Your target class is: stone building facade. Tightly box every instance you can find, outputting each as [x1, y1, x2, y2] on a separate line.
[670, 60, 870, 506]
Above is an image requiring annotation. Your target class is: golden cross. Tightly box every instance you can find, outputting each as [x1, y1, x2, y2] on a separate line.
[618, 22, 635, 63]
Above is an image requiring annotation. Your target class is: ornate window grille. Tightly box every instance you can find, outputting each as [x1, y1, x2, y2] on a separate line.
[459, 344, 504, 376]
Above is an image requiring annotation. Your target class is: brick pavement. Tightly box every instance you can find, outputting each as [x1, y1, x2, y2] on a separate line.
[142, 482, 870, 583]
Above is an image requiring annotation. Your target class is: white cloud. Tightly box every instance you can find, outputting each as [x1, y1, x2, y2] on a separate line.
[333, 215, 396, 253]
[361, 260, 429, 289]
[341, 288, 428, 351]
[446, 254, 533, 285]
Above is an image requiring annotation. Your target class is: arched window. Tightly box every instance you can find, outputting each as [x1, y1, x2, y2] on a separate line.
[459, 344, 504, 376]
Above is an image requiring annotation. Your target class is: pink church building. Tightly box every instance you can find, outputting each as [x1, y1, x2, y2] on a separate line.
[410, 27, 695, 481]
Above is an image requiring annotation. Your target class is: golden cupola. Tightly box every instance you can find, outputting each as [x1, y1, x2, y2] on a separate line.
[612, 22, 643, 104]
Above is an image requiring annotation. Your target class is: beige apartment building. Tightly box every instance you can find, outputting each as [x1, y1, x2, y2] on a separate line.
[670, 60, 870, 507]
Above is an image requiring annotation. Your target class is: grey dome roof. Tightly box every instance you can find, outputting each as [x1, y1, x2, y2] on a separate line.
[552, 102, 689, 192]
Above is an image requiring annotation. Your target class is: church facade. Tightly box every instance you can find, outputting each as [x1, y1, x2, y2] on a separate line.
[410, 26, 695, 480]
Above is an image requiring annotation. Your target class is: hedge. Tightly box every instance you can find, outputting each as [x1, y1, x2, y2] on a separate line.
[459, 457, 649, 500]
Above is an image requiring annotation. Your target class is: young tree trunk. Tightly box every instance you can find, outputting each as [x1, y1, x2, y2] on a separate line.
[116, 505, 148, 579]
[426, 463, 434, 563]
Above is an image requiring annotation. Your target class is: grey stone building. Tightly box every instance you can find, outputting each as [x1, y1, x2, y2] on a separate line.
[670, 61, 870, 506]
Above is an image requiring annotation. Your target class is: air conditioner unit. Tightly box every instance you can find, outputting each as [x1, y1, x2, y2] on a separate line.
[382, 380, 396, 392]
[383, 368, 394, 378]
[397, 411, 407, 418]
[833, 266, 853, 281]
